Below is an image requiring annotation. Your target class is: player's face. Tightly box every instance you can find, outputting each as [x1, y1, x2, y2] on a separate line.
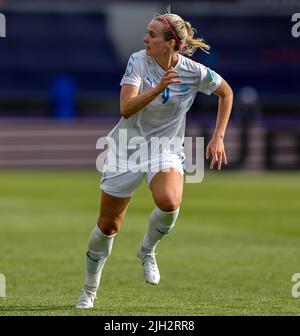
[144, 20, 174, 57]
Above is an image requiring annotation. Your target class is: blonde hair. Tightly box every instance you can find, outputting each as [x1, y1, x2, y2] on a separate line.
[154, 9, 210, 57]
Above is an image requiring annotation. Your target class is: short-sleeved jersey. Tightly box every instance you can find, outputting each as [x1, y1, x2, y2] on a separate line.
[105, 49, 222, 171]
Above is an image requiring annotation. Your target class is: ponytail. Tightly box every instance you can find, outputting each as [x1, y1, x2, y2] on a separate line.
[154, 9, 211, 57]
[183, 21, 210, 56]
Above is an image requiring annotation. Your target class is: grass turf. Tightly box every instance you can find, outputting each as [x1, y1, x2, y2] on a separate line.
[0, 171, 299, 316]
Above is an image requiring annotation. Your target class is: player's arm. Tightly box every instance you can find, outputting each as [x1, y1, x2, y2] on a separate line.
[120, 67, 181, 119]
[206, 78, 233, 170]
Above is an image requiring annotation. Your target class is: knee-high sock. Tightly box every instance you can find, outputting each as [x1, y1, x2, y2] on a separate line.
[141, 207, 179, 252]
[84, 225, 115, 291]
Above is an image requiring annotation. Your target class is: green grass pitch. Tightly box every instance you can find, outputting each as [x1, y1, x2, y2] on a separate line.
[0, 171, 299, 316]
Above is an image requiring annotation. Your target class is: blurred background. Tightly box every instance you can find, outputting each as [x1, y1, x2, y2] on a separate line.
[0, 0, 300, 316]
[0, 0, 299, 171]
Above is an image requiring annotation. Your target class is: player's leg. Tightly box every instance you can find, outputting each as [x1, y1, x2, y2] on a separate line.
[137, 168, 183, 285]
[76, 191, 130, 308]
[85, 191, 130, 290]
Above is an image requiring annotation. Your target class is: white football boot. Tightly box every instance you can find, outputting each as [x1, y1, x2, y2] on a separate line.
[75, 287, 96, 309]
[137, 246, 160, 285]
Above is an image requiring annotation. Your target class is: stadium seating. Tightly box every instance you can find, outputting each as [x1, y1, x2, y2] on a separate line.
[186, 15, 300, 101]
[0, 10, 299, 118]
[0, 11, 122, 94]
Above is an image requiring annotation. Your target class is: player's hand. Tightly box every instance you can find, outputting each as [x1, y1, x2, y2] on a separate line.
[156, 67, 181, 93]
[206, 135, 227, 170]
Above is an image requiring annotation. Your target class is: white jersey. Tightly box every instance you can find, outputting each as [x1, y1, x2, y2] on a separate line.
[103, 49, 222, 174]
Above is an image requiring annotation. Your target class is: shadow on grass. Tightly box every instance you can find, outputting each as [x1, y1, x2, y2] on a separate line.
[0, 305, 159, 315]
[0, 305, 77, 312]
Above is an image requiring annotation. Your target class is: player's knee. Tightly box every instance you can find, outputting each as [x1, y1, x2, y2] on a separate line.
[158, 203, 180, 212]
[97, 217, 120, 236]
[155, 194, 181, 212]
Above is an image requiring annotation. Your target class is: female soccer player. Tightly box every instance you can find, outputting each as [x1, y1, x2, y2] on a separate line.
[76, 10, 233, 308]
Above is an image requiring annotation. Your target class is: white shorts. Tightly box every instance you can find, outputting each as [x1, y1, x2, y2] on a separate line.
[100, 152, 185, 198]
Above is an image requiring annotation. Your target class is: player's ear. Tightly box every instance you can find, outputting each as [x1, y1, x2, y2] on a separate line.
[168, 39, 176, 49]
